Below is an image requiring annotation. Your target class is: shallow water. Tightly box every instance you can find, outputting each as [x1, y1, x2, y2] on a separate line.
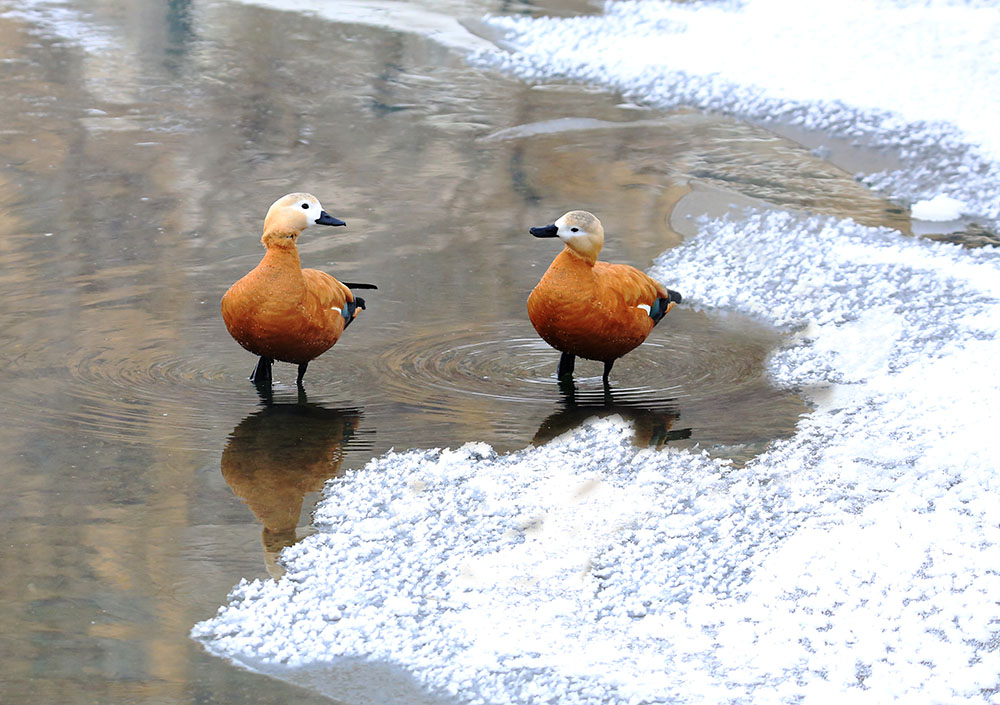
[0, 0, 912, 703]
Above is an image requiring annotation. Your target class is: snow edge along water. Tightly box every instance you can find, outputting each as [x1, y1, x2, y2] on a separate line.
[194, 1, 1000, 703]
[194, 210, 1000, 704]
[476, 0, 1000, 226]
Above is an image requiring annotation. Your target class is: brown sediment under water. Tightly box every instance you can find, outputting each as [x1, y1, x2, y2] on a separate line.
[0, 1, 912, 704]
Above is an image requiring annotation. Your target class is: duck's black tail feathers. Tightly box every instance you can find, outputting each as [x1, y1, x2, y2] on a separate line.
[649, 289, 683, 325]
[342, 296, 366, 329]
[342, 282, 378, 290]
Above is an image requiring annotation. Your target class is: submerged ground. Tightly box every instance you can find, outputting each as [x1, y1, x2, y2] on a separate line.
[2, 1, 999, 704]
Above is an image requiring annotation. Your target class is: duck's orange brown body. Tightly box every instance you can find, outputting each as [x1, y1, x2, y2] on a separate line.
[221, 192, 370, 385]
[222, 247, 353, 364]
[528, 250, 668, 361]
[527, 210, 681, 381]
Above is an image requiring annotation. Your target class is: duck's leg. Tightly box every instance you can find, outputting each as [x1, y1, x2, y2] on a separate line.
[557, 352, 576, 379]
[602, 359, 615, 384]
[249, 356, 273, 385]
[296, 361, 309, 386]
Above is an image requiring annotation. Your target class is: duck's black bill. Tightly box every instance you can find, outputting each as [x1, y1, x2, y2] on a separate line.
[530, 224, 559, 238]
[316, 211, 346, 227]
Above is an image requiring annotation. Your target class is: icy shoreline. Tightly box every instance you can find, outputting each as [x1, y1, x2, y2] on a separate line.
[195, 1, 1000, 703]
[195, 209, 1000, 703]
[479, 0, 1000, 224]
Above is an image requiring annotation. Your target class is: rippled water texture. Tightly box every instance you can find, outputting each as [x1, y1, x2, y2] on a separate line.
[0, 1, 911, 704]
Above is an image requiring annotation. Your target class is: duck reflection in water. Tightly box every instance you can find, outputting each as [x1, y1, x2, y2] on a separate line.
[221, 389, 370, 578]
[533, 379, 692, 449]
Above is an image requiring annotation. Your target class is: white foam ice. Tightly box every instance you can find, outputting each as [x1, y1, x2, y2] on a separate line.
[194, 1, 1000, 703]
[912, 194, 966, 222]
[478, 0, 1000, 223]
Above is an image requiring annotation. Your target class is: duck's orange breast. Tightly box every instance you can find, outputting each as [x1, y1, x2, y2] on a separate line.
[221, 249, 352, 365]
[527, 249, 666, 362]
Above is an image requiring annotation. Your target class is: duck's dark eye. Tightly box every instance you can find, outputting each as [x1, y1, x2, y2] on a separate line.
[570, 227, 579, 232]
[301, 203, 310, 209]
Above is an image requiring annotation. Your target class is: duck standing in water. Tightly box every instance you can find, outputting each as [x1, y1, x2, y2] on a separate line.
[527, 210, 682, 383]
[221, 193, 375, 386]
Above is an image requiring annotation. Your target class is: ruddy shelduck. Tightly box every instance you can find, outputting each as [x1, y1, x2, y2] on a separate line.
[527, 210, 682, 382]
[221, 193, 375, 386]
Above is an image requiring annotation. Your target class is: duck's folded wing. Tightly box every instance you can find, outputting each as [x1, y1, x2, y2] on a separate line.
[301, 268, 371, 329]
[598, 262, 680, 325]
[302, 268, 352, 308]
[598, 262, 665, 305]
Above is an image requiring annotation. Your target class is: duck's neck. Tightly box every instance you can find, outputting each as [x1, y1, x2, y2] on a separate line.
[260, 230, 303, 270]
[559, 245, 597, 267]
[260, 241, 302, 271]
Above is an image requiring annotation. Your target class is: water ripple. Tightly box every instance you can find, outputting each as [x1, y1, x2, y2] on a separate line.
[371, 317, 767, 407]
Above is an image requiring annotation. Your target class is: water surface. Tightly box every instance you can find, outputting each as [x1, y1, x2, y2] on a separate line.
[0, 1, 910, 703]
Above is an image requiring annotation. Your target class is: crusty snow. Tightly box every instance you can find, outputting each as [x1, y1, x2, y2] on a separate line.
[912, 194, 966, 222]
[194, 1, 1000, 703]
[195, 209, 1000, 703]
[480, 0, 1000, 223]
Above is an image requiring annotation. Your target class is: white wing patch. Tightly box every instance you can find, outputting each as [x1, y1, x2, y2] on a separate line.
[637, 304, 651, 314]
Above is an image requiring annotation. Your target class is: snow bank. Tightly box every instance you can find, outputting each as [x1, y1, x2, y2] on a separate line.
[912, 194, 966, 222]
[194, 2, 1000, 702]
[194, 209, 1000, 703]
[478, 0, 1000, 222]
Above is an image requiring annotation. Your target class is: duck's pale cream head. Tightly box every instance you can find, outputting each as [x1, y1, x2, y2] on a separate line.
[530, 210, 604, 263]
[261, 192, 345, 248]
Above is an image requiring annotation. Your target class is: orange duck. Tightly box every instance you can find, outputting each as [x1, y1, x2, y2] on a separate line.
[527, 210, 682, 383]
[221, 193, 374, 386]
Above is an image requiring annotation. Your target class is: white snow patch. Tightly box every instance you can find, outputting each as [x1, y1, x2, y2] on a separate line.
[193, 2, 1000, 703]
[476, 0, 1000, 222]
[195, 210, 1000, 704]
[912, 194, 966, 221]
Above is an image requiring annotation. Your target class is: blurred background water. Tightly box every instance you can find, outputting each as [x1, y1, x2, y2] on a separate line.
[0, 0, 912, 702]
